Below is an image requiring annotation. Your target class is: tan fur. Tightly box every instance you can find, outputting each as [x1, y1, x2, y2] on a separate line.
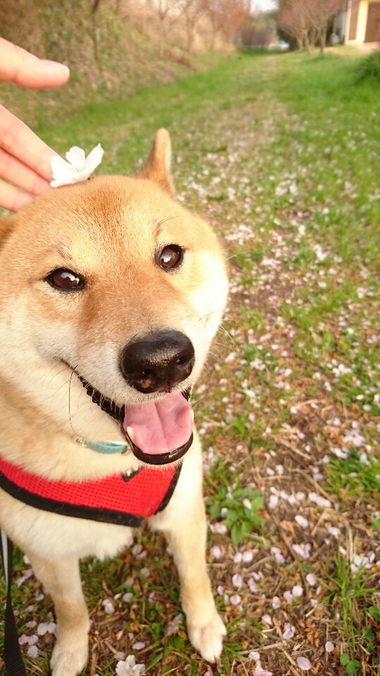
[0, 130, 228, 674]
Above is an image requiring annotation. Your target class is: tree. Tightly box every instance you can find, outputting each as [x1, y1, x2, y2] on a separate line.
[199, 0, 251, 48]
[240, 11, 276, 48]
[277, 1, 312, 51]
[305, 0, 346, 54]
[277, 0, 346, 54]
[147, 0, 187, 55]
[92, 0, 102, 62]
[182, 0, 204, 52]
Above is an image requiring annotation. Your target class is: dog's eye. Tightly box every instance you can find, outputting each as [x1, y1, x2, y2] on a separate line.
[157, 245, 183, 271]
[46, 268, 85, 291]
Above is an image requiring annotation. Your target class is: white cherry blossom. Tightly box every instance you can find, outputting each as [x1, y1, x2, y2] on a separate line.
[116, 655, 145, 676]
[50, 144, 104, 187]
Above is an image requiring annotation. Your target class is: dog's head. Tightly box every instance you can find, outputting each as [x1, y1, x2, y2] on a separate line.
[0, 130, 228, 466]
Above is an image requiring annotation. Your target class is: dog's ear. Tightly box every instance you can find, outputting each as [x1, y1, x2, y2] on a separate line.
[137, 128, 175, 198]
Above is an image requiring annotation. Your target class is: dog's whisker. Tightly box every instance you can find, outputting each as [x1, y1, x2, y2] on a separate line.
[196, 308, 226, 324]
[68, 368, 81, 438]
[217, 323, 238, 347]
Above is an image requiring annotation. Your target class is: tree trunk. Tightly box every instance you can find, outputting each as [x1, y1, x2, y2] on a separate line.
[304, 30, 311, 53]
[309, 26, 316, 49]
[159, 31, 164, 57]
[320, 25, 326, 55]
[186, 13, 196, 53]
[92, 0, 101, 62]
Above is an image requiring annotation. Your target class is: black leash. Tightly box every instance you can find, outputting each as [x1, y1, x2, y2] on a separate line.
[0, 531, 27, 675]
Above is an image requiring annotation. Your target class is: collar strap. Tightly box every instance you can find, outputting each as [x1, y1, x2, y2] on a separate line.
[78, 438, 129, 454]
[0, 456, 181, 527]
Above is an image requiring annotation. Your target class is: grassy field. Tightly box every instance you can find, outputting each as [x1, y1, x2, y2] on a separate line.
[1, 47, 380, 675]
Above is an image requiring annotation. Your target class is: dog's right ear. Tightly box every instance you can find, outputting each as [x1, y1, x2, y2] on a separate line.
[137, 128, 175, 198]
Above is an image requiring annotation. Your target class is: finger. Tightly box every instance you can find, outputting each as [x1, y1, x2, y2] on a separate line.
[0, 179, 34, 212]
[0, 106, 58, 183]
[0, 148, 51, 196]
[0, 38, 70, 89]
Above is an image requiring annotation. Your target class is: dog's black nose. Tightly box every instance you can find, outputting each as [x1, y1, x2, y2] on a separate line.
[120, 330, 195, 394]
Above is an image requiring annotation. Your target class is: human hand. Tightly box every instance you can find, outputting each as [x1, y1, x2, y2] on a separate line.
[0, 38, 70, 211]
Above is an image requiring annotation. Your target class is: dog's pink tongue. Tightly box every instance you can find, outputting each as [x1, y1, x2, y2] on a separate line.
[123, 392, 193, 455]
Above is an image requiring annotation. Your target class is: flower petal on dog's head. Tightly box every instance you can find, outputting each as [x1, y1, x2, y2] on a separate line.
[50, 156, 79, 187]
[50, 144, 104, 188]
[85, 144, 104, 174]
[65, 146, 86, 170]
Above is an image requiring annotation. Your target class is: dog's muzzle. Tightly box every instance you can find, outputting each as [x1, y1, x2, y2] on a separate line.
[118, 330, 195, 465]
[77, 331, 196, 466]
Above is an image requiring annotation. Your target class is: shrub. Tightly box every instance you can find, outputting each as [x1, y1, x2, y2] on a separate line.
[355, 50, 380, 84]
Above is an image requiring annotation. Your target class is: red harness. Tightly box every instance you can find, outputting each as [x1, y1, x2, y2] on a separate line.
[0, 456, 180, 527]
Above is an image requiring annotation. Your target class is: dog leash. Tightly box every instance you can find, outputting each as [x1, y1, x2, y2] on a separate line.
[0, 530, 27, 676]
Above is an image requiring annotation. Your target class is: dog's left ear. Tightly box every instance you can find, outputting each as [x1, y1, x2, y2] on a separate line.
[137, 128, 175, 198]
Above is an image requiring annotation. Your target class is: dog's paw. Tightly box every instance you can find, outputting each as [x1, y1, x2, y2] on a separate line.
[50, 641, 88, 676]
[187, 610, 226, 663]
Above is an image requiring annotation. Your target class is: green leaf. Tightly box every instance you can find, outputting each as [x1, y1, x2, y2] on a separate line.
[208, 505, 222, 519]
[368, 606, 380, 621]
[231, 523, 243, 546]
[224, 509, 238, 523]
[224, 498, 239, 508]
[250, 496, 264, 511]
[242, 520, 253, 536]
[363, 627, 375, 641]
[340, 654, 350, 666]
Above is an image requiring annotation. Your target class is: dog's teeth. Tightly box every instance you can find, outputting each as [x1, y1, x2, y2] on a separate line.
[126, 426, 136, 444]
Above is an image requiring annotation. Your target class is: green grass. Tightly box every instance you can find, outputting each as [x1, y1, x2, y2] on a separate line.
[325, 448, 380, 504]
[355, 50, 380, 84]
[323, 548, 379, 673]
[206, 481, 264, 545]
[1, 47, 380, 675]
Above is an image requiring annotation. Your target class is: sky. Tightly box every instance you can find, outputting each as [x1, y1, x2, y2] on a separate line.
[252, 0, 278, 12]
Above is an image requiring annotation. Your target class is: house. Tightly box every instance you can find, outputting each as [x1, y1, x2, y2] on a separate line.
[334, 0, 380, 44]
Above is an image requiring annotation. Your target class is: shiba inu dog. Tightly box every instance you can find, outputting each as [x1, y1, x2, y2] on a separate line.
[0, 129, 228, 675]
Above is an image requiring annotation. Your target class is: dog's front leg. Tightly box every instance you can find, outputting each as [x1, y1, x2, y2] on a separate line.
[165, 496, 226, 662]
[26, 553, 89, 676]
[151, 450, 226, 663]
